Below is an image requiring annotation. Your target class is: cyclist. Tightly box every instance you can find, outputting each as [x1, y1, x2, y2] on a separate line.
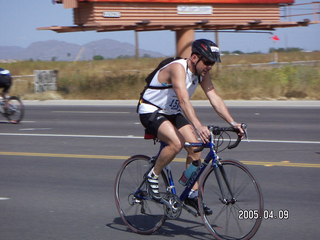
[138, 39, 244, 215]
[0, 68, 12, 99]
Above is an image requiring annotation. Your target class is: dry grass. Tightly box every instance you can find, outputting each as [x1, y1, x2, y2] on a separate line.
[3, 51, 320, 100]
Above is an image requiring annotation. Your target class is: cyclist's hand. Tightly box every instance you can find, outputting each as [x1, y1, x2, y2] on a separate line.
[230, 122, 245, 139]
[196, 125, 211, 143]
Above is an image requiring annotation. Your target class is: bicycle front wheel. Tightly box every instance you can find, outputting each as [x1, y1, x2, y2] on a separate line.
[199, 159, 263, 240]
[114, 155, 168, 234]
[5, 96, 24, 123]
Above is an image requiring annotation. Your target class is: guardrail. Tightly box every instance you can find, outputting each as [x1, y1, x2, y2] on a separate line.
[224, 60, 320, 68]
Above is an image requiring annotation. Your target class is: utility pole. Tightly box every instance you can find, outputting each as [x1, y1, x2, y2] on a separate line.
[214, 31, 219, 47]
[215, 31, 221, 72]
[135, 31, 139, 59]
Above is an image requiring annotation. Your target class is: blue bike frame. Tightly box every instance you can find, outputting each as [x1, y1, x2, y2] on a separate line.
[156, 136, 219, 202]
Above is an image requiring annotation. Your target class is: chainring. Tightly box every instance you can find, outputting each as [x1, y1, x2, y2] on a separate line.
[163, 193, 182, 219]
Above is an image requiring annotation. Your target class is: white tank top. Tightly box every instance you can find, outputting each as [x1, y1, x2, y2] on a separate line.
[138, 59, 201, 115]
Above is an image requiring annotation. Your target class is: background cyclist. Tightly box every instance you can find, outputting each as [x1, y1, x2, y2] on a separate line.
[0, 68, 13, 100]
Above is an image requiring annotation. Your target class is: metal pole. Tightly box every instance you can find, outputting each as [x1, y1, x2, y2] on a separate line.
[215, 31, 219, 47]
[176, 29, 194, 58]
[135, 31, 139, 59]
[214, 31, 221, 72]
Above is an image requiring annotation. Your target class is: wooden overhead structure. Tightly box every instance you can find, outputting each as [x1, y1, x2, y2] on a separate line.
[39, 0, 320, 57]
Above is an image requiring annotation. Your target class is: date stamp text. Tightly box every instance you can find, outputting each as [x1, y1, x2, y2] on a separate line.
[238, 209, 289, 220]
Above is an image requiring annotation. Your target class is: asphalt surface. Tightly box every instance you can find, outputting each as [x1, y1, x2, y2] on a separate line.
[0, 101, 319, 240]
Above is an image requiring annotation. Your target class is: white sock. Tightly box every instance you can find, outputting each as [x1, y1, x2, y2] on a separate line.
[148, 167, 159, 179]
[188, 189, 198, 199]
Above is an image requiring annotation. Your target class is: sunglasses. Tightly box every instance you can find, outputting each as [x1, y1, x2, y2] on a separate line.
[202, 59, 215, 66]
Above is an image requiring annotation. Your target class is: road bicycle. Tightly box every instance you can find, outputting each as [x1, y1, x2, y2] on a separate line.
[114, 125, 263, 239]
[0, 96, 24, 123]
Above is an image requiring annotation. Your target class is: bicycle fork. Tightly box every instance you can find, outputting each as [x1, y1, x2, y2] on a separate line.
[213, 160, 236, 205]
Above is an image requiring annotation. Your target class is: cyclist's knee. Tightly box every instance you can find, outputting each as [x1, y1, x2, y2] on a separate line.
[167, 141, 184, 154]
[157, 123, 184, 153]
[186, 154, 201, 165]
[186, 147, 201, 159]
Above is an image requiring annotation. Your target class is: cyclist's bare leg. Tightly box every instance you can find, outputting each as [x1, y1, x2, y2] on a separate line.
[178, 124, 201, 190]
[152, 120, 185, 175]
[1, 92, 6, 100]
[178, 124, 212, 215]
[146, 120, 184, 200]
[152, 122, 202, 183]
[1, 91, 9, 109]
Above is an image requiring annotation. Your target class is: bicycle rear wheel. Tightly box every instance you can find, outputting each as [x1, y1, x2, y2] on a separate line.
[199, 160, 263, 240]
[114, 155, 168, 234]
[4, 96, 24, 123]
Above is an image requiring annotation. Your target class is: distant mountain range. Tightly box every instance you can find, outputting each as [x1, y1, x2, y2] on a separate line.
[0, 39, 165, 61]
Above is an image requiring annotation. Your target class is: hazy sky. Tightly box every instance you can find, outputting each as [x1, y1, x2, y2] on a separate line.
[1, 0, 319, 56]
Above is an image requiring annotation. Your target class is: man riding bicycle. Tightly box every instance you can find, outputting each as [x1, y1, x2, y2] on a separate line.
[0, 68, 12, 100]
[138, 39, 244, 215]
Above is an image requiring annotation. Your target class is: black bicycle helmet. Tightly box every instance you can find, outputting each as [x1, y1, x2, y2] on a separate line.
[192, 39, 221, 63]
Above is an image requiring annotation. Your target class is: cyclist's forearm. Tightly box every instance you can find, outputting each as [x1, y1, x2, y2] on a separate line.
[179, 98, 202, 129]
[201, 78, 236, 125]
[173, 83, 203, 129]
[207, 91, 236, 125]
[214, 101, 234, 124]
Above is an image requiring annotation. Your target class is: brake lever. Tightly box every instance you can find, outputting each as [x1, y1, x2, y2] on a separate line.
[227, 123, 247, 149]
[241, 123, 249, 141]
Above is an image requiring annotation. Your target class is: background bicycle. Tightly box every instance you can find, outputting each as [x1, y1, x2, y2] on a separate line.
[0, 96, 24, 123]
[114, 125, 264, 240]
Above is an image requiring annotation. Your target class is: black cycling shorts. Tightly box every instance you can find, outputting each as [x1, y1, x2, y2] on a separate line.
[0, 75, 12, 93]
[139, 112, 190, 137]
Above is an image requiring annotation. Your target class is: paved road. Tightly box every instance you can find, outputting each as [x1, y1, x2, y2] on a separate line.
[0, 102, 319, 240]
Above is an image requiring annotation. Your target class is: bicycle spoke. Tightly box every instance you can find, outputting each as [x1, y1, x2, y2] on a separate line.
[4, 96, 24, 123]
[199, 160, 263, 240]
[114, 155, 167, 234]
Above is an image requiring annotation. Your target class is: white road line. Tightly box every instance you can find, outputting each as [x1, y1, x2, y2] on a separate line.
[20, 128, 52, 131]
[52, 111, 130, 114]
[0, 197, 10, 201]
[0, 133, 142, 139]
[245, 139, 320, 144]
[0, 133, 319, 144]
